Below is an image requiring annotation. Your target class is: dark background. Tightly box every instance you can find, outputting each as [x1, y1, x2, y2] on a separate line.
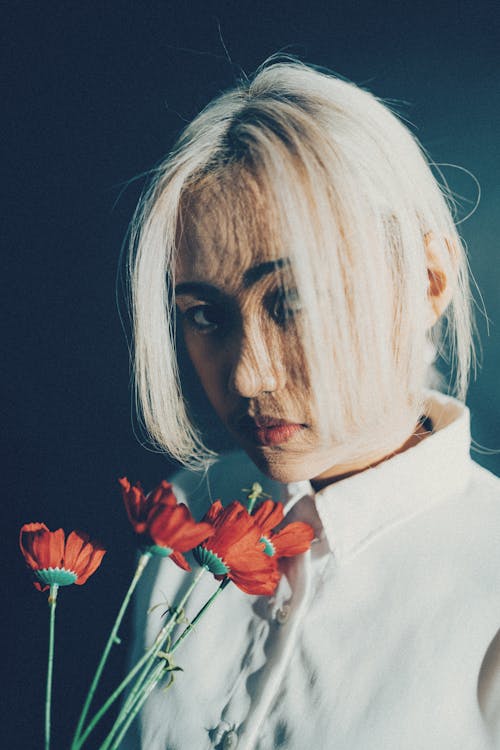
[3, 2, 499, 748]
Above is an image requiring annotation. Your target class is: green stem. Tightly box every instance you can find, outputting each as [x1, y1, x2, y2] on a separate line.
[45, 584, 58, 750]
[71, 552, 151, 748]
[99, 574, 231, 750]
[97, 663, 156, 750]
[73, 635, 156, 749]
[106, 662, 164, 750]
[112, 651, 155, 731]
[77, 565, 206, 748]
[170, 577, 230, 653]
[121, 564, 207, 715]
[105, 577, 231, 749]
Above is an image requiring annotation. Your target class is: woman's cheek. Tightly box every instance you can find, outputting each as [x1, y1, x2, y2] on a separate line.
[183, 333, 224, 403]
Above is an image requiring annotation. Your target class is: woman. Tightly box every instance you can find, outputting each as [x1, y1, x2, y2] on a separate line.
[124, 57, 500, 749]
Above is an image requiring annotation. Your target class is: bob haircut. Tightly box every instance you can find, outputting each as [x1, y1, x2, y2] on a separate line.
[128, 55, 475, 470]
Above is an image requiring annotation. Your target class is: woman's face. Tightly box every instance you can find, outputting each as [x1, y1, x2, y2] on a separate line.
[174, 188, 423, 485]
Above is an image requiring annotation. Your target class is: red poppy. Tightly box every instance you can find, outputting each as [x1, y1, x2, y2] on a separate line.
[119, 477, 214, 571]
[252, 499, 315, 558]
[194, 501, 280, 595]
[19, 523, 106, 591]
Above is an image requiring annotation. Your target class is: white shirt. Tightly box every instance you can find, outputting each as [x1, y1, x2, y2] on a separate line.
[125, 392, 500, 749]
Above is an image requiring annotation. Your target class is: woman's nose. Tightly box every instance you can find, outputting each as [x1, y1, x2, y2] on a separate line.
[227, 326, 286, 398]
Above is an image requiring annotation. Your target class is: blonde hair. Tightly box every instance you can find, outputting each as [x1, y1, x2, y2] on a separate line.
[128, 55, 475, 469]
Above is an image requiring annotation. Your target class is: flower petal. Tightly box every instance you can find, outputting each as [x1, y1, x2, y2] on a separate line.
[64, 530, 106, 585]
[33, 580, 49, 592]
[74, 547, 106, 585]
[63, 530, 89, 571]
[213, 516, 265, 571]
[147, 480, 178, 509]
[19, 523, 49, 569]
[204, 500, 224, 524]
[148, 503, 214, 552]
[203, 502, 256, 560]
[270, 522, 315, 557]
[230, 563, 280, 595]
[120, 477, 149, 533]
[252, 500, 284, 535]
[168, 550, 192, 572]
[32, 527, 65, 569]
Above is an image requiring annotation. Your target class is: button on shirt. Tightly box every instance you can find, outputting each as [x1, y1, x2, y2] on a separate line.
[124, 392, 500, 749]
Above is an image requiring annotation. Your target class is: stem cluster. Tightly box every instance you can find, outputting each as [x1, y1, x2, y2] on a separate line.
[42, 559, 229, 750]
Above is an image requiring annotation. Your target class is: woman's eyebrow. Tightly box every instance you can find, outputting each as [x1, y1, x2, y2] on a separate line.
[242, 257, 291, 288]
[174, 257, 291, 298]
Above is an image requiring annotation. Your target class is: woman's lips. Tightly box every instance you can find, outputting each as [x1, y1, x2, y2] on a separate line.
[253, 423, 304, 446]
[236, 416, 305, 446]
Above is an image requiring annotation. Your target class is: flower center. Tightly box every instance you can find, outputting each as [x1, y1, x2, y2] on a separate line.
[194, 546, 229, 575]
[35, 567, 78, 586]
[260, 536, 276, 557]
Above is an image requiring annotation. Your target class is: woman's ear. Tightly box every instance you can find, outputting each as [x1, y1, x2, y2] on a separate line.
[424, 232, 458, 327]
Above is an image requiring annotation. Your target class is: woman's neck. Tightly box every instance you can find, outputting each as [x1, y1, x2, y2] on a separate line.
[310, 418, 433, 493]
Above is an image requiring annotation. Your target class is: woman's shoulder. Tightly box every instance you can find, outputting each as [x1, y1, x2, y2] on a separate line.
[464, 460, 500, 531]
[470, 460, 500, 493]
[440, 460, 500, 567]
[467, 465, 500, 741]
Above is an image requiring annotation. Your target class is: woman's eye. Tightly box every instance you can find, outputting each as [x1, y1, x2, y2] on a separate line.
[183, 304, 225, 333]
[270, 288, 302, 326]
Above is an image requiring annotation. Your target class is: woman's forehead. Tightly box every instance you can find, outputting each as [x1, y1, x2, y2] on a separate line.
[175, 184, 283, 286]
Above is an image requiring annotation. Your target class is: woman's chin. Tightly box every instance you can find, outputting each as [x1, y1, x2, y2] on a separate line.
[240, 444, 321, 484]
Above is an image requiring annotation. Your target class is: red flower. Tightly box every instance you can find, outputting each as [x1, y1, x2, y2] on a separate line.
[119, 477, 174, 534]
[194, 501, 280, 595]
[119, 477, 214, 571]
[252, 500, 315, 558]
[19, 523, 106, 591]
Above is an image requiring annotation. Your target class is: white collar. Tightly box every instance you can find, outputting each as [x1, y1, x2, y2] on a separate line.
[283, 391, 472, 563]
